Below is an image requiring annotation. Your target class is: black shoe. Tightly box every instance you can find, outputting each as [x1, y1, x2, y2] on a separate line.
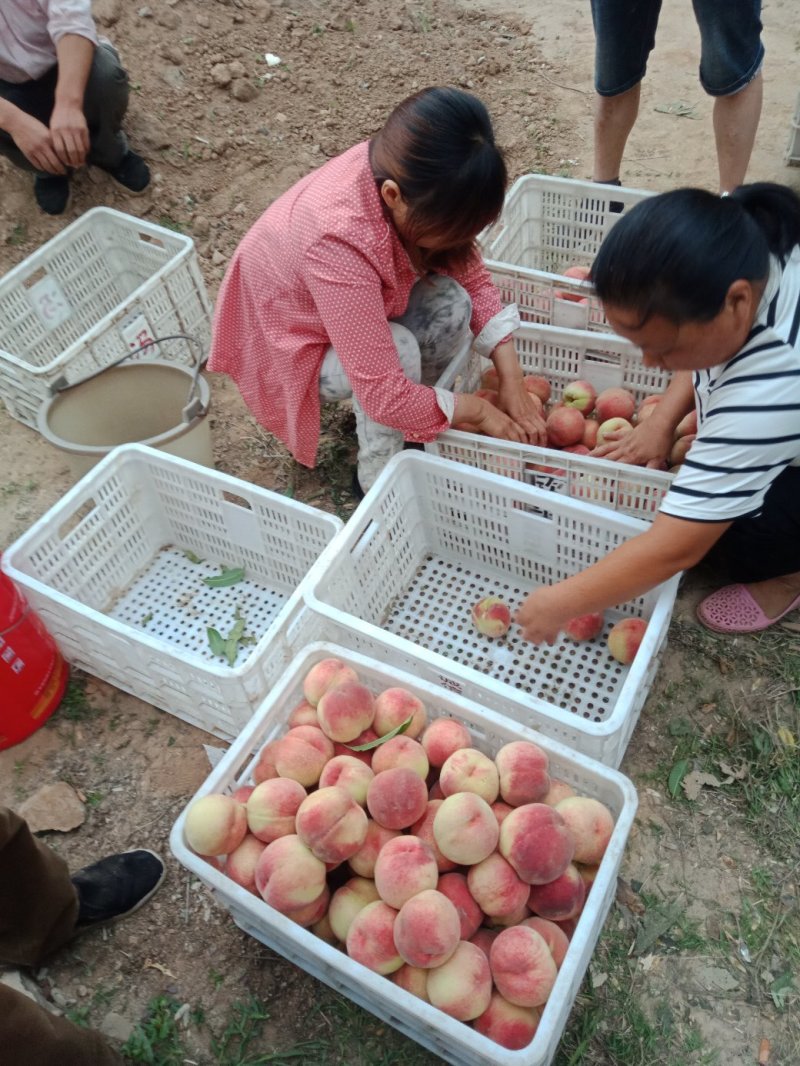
[594, 177, 624, 214]
[33, 174, 70, 215]
[73, 849, 165, 929]
[102, 150, 150, 193]
[350, 469, 365, 501]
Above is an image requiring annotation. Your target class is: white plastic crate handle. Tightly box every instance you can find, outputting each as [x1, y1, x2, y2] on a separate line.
[348, 518, 380, 561]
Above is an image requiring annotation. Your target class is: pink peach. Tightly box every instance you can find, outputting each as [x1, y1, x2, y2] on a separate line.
[577, 862, 601, 892]
[316, 681, 376, 743]
[437, 871, 483, 939]
[469, 927, 499, 960]
[222, 834, 266, 893]
[596, 416, 633, 445]
[491, 801, 515, 826]
[392, 964, 430, 1002]
[184, 793, 248, 857]
[373, 686, 427, 738]
[302, 657, 359, 706]
[366, 767, 428, 830]
[674, 409, 698, 439]
[474, 992, 540, 1050]
[347, 820, 401, 878]
[528, 862, 586, 920]
[489, 925, 558, 1007]
[410, 800, 458, 873]
[287, 699, 319, 727]
[318, 754, 374, 806]
[471, 596, 512, 638]
[595, 387, 635, 423]
[231, 785, 254, 805]
[522, 916, 571, 968]
[334, 727, 377, 765]
[421, 718, 472, 768]
[295, 786, 368, 863]
[328, 876, 382, 942]
[581, 418, 599, 449]
[562, 379, 597, 413]
[393, 889, 461, 968]
[426, 940, 493, 1021]
[273, 725, 334, 787]
[546, 405, 585, 448]
[246, 778, 307, 843]
[467, 852, 530, 918]
[311, 911, 337, 945]
[541, 778, 577, 806]
[563, 612, 605, 642]
[494, 741, 550, 806]
[433, 792, 499, 865]
[345, 900, 403, 975]
[523, 375, 551, 403]
[254, 835, 327, 913]
[371, 735, 429, 779]
[252, 741, 279, 784]
[555, 796, 615, 864]
[286, 885, 330, 928]
[374, 835, 438, 909]
[499, 803, 575, 884]
[607, 617, 647, 665]
[440, 747, 500, 803]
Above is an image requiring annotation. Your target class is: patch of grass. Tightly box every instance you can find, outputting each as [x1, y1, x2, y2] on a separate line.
[57, 676, 98, 722]
[65, 1004, 92, 1028]
[85, 790, 104, 808]
[5, 223, 27, 246]
[156, 215, 185, 233]
[0, 478, 37, 497]
[122, 996, 187, 1065]
[304, 992, 440, 1065]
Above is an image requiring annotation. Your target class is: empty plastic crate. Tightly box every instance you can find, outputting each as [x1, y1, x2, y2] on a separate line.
[480, 173, 651, 331]
[170, 642, 639, 1066]
[1, 444, 343, 739]
[302, 452, 679, 768]
[0, 207, 213, 427]
[431, 321, 674, 522]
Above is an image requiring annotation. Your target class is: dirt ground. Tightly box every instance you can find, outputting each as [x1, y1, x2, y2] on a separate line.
[1, 1, 800, 1064]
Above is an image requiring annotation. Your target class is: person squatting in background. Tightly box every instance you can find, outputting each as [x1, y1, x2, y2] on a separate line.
[208, 86, 546, 495]
[517, 182, 800, 642]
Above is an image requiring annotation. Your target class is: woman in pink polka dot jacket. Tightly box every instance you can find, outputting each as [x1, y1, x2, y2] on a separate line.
[208, 86, 546, 493]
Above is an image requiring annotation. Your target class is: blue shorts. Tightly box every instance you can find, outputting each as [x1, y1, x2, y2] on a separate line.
[591, 0, 764, 97]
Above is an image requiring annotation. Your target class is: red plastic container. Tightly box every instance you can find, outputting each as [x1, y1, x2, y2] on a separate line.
[0, 571, 69, 750]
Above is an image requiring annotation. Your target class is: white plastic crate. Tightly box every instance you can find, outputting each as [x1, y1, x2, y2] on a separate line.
[1, 444, 342, 739]
[786, 90, 800, 166]
[431, 320, 674, 522]
[170, 642, 639, 1066]
[480, 174, 651, 331]
[0, 207, 213, 427]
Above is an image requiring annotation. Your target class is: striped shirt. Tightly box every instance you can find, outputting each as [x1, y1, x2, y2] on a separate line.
[661, 245, 800, 523]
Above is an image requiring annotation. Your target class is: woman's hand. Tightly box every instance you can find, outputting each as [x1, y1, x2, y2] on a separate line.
[515, 585, 568, 645]
[473, 400, 528, 444]
[592, 416, 674, 469]
[496, 382, 548, 446]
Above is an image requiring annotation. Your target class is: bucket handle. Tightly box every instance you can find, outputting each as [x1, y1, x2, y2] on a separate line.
[49, 334, 207, 424]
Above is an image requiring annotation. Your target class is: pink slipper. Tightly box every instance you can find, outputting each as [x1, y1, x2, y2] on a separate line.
[696, 583, 800, 634]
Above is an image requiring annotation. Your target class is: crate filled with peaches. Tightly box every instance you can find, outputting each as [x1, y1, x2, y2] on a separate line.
[171, 644, 637, 1066]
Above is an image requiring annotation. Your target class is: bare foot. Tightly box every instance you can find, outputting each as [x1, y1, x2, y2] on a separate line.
[743, 571, 800, 620]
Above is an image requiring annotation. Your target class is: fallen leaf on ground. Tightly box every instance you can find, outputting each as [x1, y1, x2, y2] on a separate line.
[144, 961, 176, 979]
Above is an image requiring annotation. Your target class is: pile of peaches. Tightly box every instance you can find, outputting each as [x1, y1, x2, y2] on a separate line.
[182, 657, 619, 1051]
[457, 368, 697, 472]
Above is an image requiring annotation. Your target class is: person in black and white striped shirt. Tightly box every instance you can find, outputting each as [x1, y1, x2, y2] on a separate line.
[516, 183, 800, 642]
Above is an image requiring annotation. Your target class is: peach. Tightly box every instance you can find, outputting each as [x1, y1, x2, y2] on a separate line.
[437, 871, 483, 939]
[499, 803, 575, 884]
[295, 786, 368, 863]
[595, 387, 635, 423]
[596, 416, 633, 445]
[555, 266, 591, 304]
[484, 901, 531, 928]
[469, 927, 499, 960]
[546, 405, 585, 448]
[563, 443, 591, 454]
[410, 801, 458, 873]
[562, 379, 597, 413]
[426, 940, 493, 1021]
[490, 925, 558, 1007]
[318, 754, 374, 806]
[246, 778, 307, 843]
[440, 748, 500, 803]
[674, 409, 698, 439]
[273, 725, 334, 787]
[522, 916, 571, 968]
[580, 419, 599, 451]
[556, 916, 578, 939]
[302, 657, 359, 706]
[311, 911, 337, 945]
[495, 741, 550, 807]
[471, 596, 511, 638]
[222, 834, 266, 893]
[374, 835, 438, 908]
[334, 728, 377, 765]
[373, 686, 427, 738]
[316, 680, 376, 743]
[555, 796, 615, 864]
[371, 735, 429, 779]
[474, 992, 540, 1050]
[345, 900, 404, 975]
[577, 861, 601, 892]
[347, 820, 401, 878]
[287, 699, 319, 728]
[541, 778, 577, 806]
[393, 889, 461, 968]
[491, 800, 514, 826]
[286, 885, 330, 928]
[563, 612, 605, 642]
[252, 741, 279, 784]
[392, 964, 429, 1002]
[421, 718, 471, 768]
[433, 792, 499, 865]
[184, 793, 248, 857]
[528, 862, 586, 920]
[231, 785, 254, 805]
[366, 767, 428, 830]
[523, 374, 551, 403]
[328, 876, 382, 942]
[607, 617, 647, 664]
[428, 779, 445, 801]
[635, 401, 659, 423]
[467, 852, 530, 918]
[669, 433, 695, 467]
[254, 834, 326, 913]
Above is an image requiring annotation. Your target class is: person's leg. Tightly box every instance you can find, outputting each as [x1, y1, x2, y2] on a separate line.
[83, 42, 130, 171]
[0, 985, 124, 1066]
[590, 0, 661, 182]
[319, 323, 422, 491]
[692, 0, 764, 191]
[697, 466, 800, 631]
[392, 275, 473, 386]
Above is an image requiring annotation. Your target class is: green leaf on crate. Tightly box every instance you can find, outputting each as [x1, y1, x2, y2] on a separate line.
[207, 627, 226, 656]
[141, 612, 153, 625]
[346, 715, 414, 751]
[228, 617, 246, 643]
[183, 549, 205, 564]
[224, 637, 239, 667]
[668, 758, 690, 798]
[203, 566, 246, 588]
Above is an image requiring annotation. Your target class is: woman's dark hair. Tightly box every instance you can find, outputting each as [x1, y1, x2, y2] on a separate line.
[370, 86, 507, 272]
[590, 183, 800, 324]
